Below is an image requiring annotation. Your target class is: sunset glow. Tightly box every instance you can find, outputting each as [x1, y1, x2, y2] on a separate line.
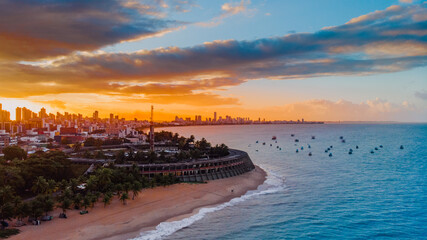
[1, 0, 426, 122]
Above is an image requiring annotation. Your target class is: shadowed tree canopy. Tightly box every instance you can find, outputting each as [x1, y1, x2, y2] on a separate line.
[2, 146, 27, 161]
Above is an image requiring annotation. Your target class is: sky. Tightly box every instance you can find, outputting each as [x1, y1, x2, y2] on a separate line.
[0, 0, 426, 122]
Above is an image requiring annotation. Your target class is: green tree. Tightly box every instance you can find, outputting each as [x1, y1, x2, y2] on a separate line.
[29, 197, 44, 220]
[195, 138, 211, 151]
[2, 146, 27, 160]
[131, 181, 142, 200]
[38, 195, 54, 216]
[14, 201, 30, 222]
[119, 192, 129, 205]
[73, 193, 83, 209]
[31, 176, 49, 195]
[82, 195, 91, 211]
[102, 192, 113, 208]
[59, 197, 71, 215]
[0, 186, 15, 221]
[0, 165, 25, 191]
[46, 179, 57, 194]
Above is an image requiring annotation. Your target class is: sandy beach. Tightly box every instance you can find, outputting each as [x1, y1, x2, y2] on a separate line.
[10, 166, 266, 240]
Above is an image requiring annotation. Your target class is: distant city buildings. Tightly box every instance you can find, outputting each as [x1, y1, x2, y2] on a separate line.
[0, 102, 323, 154]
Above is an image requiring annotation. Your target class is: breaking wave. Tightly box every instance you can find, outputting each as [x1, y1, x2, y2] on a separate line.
[130, 165, 285, 240]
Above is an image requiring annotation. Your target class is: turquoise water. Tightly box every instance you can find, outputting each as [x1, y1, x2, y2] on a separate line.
[135, 124, 427, 240]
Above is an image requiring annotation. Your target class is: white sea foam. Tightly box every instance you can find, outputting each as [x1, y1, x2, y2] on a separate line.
[130, 166, 285, 240]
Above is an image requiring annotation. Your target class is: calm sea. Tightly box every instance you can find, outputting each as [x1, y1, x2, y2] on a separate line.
[132, 124, 427, 240]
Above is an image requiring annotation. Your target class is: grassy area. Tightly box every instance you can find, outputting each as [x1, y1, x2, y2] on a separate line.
[0, 229, 20, 239]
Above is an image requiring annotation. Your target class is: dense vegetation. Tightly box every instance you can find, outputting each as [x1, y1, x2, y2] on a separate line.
[0, 148, 178, 232]
[74, 131, 230, 164]
[0, 131, 227, 235]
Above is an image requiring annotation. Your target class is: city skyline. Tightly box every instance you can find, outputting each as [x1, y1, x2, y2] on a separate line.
[0, 102, 315, 124]
[0, 0, 426, 122]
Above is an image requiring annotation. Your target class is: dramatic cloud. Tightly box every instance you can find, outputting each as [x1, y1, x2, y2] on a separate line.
[0, 0, 188, 61]
[1, 3, 427, 107]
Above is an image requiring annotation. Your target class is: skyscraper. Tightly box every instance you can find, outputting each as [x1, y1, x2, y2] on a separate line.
[214, 112, 217, 122]
[93, 110, 99, 120]
[16, 107, 22, 122]
[39, 108, 47, 119]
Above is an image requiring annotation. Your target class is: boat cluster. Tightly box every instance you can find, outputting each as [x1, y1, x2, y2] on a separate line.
[252, 134, 405, 156]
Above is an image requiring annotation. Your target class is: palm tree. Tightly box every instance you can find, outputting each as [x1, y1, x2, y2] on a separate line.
[29, 198, 43, 221]
[102, 192, 113, 208]
[96, 168, 113, 192]
[131, 181, 142, 200]
[46, 179, 57, 194]
[40, 195, 54, 216]
[119, 192, 129, 205]
[32, 176, 49, 195]
[59, 197, 71, 216]
[86, 175, 98, 193]
[82, 195, 91, 211]
[73, 193, 82, 209]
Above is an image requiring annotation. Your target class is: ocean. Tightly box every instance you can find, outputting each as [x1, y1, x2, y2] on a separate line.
[132, 124, 427, 240]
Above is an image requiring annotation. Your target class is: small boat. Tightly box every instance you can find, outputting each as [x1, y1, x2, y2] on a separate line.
[295, 139, 299, 142]
[262, 142, 266, 145]
[291, 134, 295, 137]
[308, 152, 312, 156]
[330, 145, 333, 148]
[272, 136, 277, 140]
[370, 150, 374, 154]
[279, 148, 282, 150]
[348, 151, 352, 155]
[312, 136, 315, 139]
[356, 145, 359, 149]
[256, 150, 258, 152]
[301, 146, 304, 150]
[270, 144, 272, 147]
[256, 141, 259, 143]
[308, 145, 311, 149]
[296, 149, 299, 153]
[276, 146, 279, 148]
[349, 148, 353, 152]
[329, 153, 333, 157]
[379, 145, 383, 148]
[341, 139, 346, 143]
[400, 145, 404, 149]
[340, 136, 344, 139]
[374, 147, 378, 150]
[325, 149, 328, 153]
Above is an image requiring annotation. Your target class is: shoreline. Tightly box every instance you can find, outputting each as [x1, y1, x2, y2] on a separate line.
[10, 166, 266, 240]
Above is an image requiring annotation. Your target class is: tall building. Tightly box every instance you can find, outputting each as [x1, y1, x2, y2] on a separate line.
[22, 107, 32, 121]
[214, 112, 217, 122]
[110, 113, 114, 122]
[16, 107, 22, 122]
[39, 107, 47, 119]
[0, 108, 10, 122]
[93, 110, 99, 120]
